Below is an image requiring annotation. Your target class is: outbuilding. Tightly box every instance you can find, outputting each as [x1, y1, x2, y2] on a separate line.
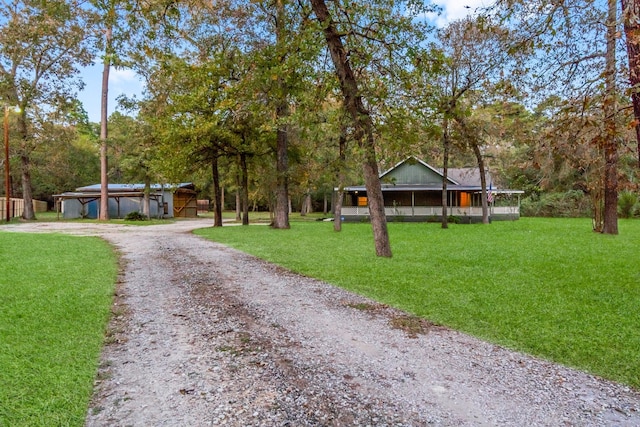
[54, 183, 198, 219]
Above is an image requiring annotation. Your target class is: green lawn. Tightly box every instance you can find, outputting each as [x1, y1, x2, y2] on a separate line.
[26, 210, 175, 225]
[195, 217, 640, 389]
[0, 232, 118, 427]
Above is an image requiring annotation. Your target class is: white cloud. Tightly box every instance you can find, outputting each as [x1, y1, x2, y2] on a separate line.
[109, 68, 139, 85]
[430, 0, 493, 27]
[78, 64, 145, 122]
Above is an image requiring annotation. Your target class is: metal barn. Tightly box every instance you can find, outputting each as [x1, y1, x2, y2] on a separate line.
[54, 183, 197, 219]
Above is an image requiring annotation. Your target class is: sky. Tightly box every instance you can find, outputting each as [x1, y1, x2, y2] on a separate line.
[77, 0, 487, 123]
[429, 0, 490, 27]
[77, 63, 144, 123]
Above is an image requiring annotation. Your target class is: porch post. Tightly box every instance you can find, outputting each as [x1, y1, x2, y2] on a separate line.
[411, 191, 415, 216]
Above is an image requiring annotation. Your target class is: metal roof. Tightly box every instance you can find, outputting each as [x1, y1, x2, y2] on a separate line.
[75, 183, 194, 192]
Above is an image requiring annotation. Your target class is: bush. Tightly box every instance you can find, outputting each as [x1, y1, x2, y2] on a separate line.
[618, 191, 638, 219]
[521, 190, 591, 217]
[447, 215, 461, 224]
[124, 211, 148, 221]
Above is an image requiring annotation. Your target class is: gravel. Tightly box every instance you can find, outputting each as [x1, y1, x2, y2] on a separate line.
[2, 218, 639, 426]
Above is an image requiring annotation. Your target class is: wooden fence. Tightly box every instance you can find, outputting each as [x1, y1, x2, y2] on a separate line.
[0, 197, 47, 218]
[197, 199, 210, 212]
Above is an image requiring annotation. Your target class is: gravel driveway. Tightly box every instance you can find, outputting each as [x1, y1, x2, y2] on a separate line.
[2, 218, 639, 426]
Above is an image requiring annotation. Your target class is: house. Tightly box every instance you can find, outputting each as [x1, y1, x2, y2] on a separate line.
[54, 183, 198, 219]
[339, 157, 523, 223]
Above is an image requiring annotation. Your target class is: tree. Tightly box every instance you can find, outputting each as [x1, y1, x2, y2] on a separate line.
[488, 0, 623, 233]
[309, 0, 391, 256]
[0, 0, 96, 219]
[93, 0, 119, 220]
[410, 18, 515, 226]
[621, 0, 640, 167]
[107, 113, 160, 218]
[28, 103, 99, 204]
[602, 0, 619, 234]
[271, 0, 291, 229]
[308, 0, 432, 256]
[129, 0, 325, 227]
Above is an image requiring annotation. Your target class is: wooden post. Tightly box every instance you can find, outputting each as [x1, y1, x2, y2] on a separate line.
[4, 106, 11, 222]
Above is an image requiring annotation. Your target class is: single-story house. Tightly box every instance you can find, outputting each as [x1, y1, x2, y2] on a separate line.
[339, 157, 523, 223]
[54, 183, 198, 219]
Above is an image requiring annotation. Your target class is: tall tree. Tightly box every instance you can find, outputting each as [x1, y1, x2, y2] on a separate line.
[602, 0, 619, 234]
[272, 0, 291, 229]
[308, 0, 432, 256]
[410, 18, 514, 225]
[98, 24, 112, 220]
[489, 0, 622, 233]
[621, 0, 640, 167]
[30, 103, 101, 201]
[93, 0, 136, 220]
[309, 0, 391, 256]
[0, 0, 96, 219]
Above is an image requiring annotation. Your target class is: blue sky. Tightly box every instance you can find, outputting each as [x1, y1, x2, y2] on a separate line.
[77, 63, 144, 123]
[77, 0, 487, 123]
[428, 0, 490, 27]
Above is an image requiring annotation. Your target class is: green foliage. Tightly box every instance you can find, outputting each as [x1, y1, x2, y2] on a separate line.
[447, 215, 461, 224]
[196, 218, 640, 389]
[0, 232, 117, 426]
[521, 190, 591, 217]
[124, 211, 148, 221]
[31, 127, 100, 201]
[618, 191, 639, 219]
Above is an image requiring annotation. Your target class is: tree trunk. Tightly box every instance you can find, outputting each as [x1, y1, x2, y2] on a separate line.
[235, 169, 242, 221]
[300, 194, 306, 216]
[310, 0, 391, 257]
[211, 154, 223, 227]
[603, 0, 619, 234]
[333, 188, 344, 230]
[471, 142, 490, 224]
[143, 177, 151, 219]
[17, 112, 35, 220]
[300, 192, 312, 215]
[272, 0, 290, 229]
[20, 154, 35, 220]
[239, 152, 250, 226]
[591, 182, 605, 232]
[3, 106, 10, 222]
[273, 109, 290, 228]
[441, 117, 450, 229]
[455, 114, 489, 224]
[99, 26, 111, 221]
[621, 0, 640, 167]
[333, 128, 347, 231]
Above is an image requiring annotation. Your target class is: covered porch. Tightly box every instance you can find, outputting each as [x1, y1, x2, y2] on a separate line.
[339, 185, 523, 223]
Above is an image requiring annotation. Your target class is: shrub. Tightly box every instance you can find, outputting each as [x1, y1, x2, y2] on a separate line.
[521, 190, 591, 217]
[124, 211, 148, 221]
[618, 191, 638, 219]
[447, 215, 461, 224]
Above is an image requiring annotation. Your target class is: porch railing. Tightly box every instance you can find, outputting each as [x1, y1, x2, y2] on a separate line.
[341, 205, 520, 217]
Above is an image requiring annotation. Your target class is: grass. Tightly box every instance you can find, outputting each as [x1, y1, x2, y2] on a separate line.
[195, 217, 640, 389]
[0, 232, 118, 427]
[217, 210, 331, 223]
[11, 210, 176, 226]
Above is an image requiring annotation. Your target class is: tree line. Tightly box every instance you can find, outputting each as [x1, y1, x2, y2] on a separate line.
[1, 0, 639, 256]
